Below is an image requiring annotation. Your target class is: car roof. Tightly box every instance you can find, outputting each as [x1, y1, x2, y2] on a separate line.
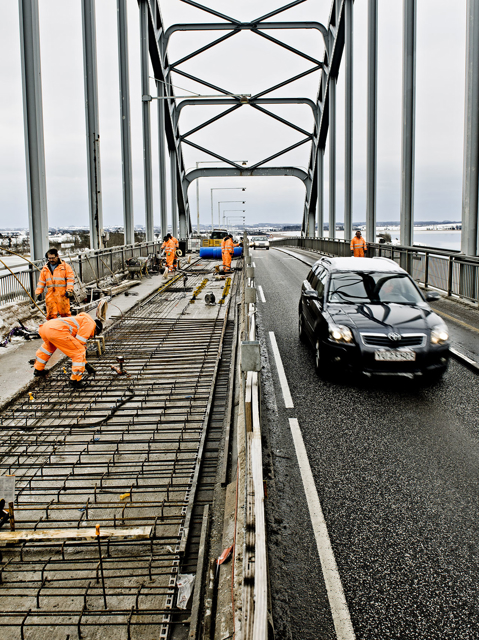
[312, 256, 406, 273]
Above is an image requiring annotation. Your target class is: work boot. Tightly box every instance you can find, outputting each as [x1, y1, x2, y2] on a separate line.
[85, 362, 97, 376]
[33, 369, 47, 377]
[69, 380, 85, 390]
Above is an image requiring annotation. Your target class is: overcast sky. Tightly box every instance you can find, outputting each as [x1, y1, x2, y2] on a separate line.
[0, 0, 467, 231]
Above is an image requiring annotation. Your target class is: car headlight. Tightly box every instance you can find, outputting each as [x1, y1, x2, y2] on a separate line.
[431, 326, 449, 344]
[329, 324, 354, 343]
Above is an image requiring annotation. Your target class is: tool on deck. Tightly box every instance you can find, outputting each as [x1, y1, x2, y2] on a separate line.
[110, 355, 131, 378]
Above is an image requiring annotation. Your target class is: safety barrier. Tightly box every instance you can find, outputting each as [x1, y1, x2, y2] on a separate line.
[0, 241, 162, 307]
[272, 236, 479, 305]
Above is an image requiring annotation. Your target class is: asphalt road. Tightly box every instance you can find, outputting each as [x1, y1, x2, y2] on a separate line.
[252, 247, 479, 640]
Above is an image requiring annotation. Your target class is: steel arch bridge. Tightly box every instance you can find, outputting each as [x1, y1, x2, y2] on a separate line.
[16, 0, 479, 259]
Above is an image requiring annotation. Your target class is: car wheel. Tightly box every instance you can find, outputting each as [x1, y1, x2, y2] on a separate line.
[299, 313, 306, 343]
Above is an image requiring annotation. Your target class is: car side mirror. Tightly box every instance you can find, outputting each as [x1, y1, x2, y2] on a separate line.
[304, 290, 323, 304]
[425, 291, 440, 302]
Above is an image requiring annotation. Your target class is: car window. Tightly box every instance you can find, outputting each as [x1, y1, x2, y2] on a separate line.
[306, 269, 314, 285]
[314, 268, 326, 295]
[327, 271, 423, 305]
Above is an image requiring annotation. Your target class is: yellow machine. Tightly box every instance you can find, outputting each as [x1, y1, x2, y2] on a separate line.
[201, 228, 229, 248]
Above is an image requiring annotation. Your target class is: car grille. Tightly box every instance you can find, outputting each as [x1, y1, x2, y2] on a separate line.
[361, 333, 426, 347]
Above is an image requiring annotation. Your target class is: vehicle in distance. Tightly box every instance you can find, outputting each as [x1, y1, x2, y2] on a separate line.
[298, 256, 449, 382]
[250, 236, 270, 250]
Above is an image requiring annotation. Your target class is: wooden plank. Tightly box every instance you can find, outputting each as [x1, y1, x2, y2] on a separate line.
[0, 526, 152, 544]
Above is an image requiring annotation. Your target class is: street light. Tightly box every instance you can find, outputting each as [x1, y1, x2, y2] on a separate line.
[223, 210, 246, 227]
[210, 187, 246, 231]
[225, 215, 246, 231]
[218, 201, 246, 227]
[193, 161, 247, 235]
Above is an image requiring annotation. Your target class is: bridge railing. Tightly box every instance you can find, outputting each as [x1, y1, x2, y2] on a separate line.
[0, 241, 162, 307]
[272, 236, 479, 304]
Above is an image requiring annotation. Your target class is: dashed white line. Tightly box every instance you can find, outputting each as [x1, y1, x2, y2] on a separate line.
[257, 285, 266, 303]
[252, 261, 256, 267]
[268, 332, 294, 408]
[288, 417, 356, 640]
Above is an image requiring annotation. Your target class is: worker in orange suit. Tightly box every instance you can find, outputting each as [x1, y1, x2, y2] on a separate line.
[35, 248, 75, 320]
[350, 230, 367, 257]
[222, 235, 238, 273]
[33, 313, 102, 388]
[161, 235, 176, 273]
[167, 233, 179, 269]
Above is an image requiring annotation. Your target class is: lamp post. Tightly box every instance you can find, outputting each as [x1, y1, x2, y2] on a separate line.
[210, 188, 246, 231]
[222, 210, 245, 227]
[218, 201, 246, 227]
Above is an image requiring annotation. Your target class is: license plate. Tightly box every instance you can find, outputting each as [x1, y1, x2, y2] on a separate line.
[375, 349, 416, 362]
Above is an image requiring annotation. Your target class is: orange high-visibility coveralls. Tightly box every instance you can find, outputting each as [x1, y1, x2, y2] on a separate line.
[350, 235, 367, 257]
[222, 237, 238, 272]
[161, 239, 176, 272]
[36, 261, 75, 320]
[34, 313, 96, 381]
[170, 236, 179, 267]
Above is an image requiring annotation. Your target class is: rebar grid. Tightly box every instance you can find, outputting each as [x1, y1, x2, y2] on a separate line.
[0, 265, 231, 639]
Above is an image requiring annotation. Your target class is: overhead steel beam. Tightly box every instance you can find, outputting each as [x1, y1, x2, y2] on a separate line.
[140, 0, 154, 242]
[175, 97, 319, 121]
[462, 0, 479, 256]
[344, 0, 353, 243]
[366, 0, 378, 245]
[185, 166, 310, 188]
[81, 0, 103, 250]
[400, 0, 417, 248]
[117, 0, 134, 246]
[18, 0, 49, 261]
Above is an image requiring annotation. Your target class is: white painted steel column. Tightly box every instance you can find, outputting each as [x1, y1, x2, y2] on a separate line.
[157, 80, 168, 239]
[140, 0, 154, 242]
[117, 0, 134, 245]
[400, 0, 417, 248]
[18, 0, 49, 261]
[462, 0, 479, 256]
[344, 0, 354, 243]
[81, 0, 103, 250]
[316, 147, 324, 237]
[329, 77, 336, 239]
[170, 148, 178, 238]
[366, 0, 377, 245]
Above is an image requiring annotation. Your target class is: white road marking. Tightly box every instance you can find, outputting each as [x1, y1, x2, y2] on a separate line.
[257, 285, 266, 303]
[268, 332, 294, 408]
[289, 417, 356, 640]
[252, 262, 256, 267]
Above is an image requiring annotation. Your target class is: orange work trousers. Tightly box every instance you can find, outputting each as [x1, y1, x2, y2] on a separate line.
[222, 251, 233, 271]
[45, 289, 71, 320]
[34, 322, 86, 381]
[165, 250, 175, 272]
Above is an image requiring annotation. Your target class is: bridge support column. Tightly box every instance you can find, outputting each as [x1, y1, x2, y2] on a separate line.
[157, 80, 168, 239]
[366, 0, 378, 246]
[170, 148, 178, 238]
[462, 0, 479, 257]
[400, 0, 417, 251]
[344, 0, 354, 244]
[81, 0, 103, 250]
[329, 76, 336, 239]
[140, 0, 154, 242]
[18, 0, 49, 261]
[117, 0, 134, 246]
[316, 147, 324, 237]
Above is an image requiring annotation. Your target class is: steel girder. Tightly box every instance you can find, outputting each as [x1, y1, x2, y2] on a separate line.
[152, 0, 334, 236]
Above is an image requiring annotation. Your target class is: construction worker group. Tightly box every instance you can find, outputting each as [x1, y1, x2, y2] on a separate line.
[34, 248, 101, 388]
[161, 233, 179, 274]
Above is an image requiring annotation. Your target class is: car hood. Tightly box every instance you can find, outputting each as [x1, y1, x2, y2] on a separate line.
[328, 303, 437, 332]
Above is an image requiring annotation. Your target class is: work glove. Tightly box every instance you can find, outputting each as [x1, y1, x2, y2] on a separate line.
[35, 294, 42, 301]
[65, 290, 75, 299]
[85, 362, 97, 376]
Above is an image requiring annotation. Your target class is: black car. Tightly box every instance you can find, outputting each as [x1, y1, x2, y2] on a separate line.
[299, 256, 449, 382]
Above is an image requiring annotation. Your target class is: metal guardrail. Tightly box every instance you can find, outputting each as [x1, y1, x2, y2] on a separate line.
[0, 241, 163, 307]
[272, 236, 479, 304]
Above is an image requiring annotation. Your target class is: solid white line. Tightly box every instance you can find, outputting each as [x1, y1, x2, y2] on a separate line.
[289, 418, 356, 640]
[252, 261, 256, 267]
[268, 332, 294, 408]
[257, 285, 266, 303]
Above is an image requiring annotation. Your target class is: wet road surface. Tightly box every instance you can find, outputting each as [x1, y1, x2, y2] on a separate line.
[252, 247, 479, 640]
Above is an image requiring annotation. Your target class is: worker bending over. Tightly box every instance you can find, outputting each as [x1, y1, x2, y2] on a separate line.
[222, 234, 239, 273]
[350, 230, 367, 257]
[161, 235, 176, 273]
[34, 313, 102, 389]
[36, 248, 75, 320]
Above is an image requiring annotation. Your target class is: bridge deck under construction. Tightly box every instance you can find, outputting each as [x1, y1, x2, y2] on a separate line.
[0, 260, 239, 640]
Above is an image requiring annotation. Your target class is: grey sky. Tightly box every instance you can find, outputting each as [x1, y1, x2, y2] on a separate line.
[0, 0, 467, 231]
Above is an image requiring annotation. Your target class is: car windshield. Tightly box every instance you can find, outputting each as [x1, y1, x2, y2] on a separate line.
[327, 271, 423, 305]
